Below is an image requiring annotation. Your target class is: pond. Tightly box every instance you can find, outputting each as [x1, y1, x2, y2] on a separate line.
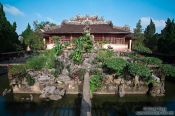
[0, 74, 175, 116]
[0, 74, 81, 116]
[92, 81, 175, 116]
[0, 94, 81, 116]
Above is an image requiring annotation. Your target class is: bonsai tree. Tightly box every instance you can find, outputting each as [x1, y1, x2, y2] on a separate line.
[104, 58, 127, 76]
[128, 63, 151, 87]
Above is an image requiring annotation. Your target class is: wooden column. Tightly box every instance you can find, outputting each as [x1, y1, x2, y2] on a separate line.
[43, 38, 46, 45]
[70, 35, 73, 41]
[129, 39, 132, 51]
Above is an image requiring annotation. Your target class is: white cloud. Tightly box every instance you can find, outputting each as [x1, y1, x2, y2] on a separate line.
[140, 17, 166, 28]
[4, 4, 24, 16]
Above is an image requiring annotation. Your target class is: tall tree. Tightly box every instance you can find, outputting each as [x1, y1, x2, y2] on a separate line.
[21, 23, 44, 50]
[0, 3, 21, 53]
[12, 22, 17, 31]
[133, 20, 145, 47]
[21, 24, 33, 49]
[21, 24, 33, 39]
[144, 19, 156, 50]
[158, 18, 175, 54]
[133, 20, 144, 40]
[25, 32, 44, 50]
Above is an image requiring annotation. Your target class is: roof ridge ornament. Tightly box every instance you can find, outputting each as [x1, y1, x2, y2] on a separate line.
[63, 15, 111, 25]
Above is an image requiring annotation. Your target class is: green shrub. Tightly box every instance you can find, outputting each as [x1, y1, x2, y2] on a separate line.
[104, 58, 127, 76]
[160, 64, 175, 78]
[70, 32, 93, 64]
[90, 74, 102, 93]
[73, 32, 93, 52]
[138, 57, 162, 65]
[70, 49, 83, 64]
[133, 43, 152, 54]
[26, 54, 47, 70]
[96, 49, 115, 62]
[9, 64, 26, 76]
[128, 63, 151, 78]
[73, 37, 84, 50]
[126, 53, 139, 59]
[26, 48, 61, 70]
[26, 49, 57, 70]
[44, 50, 56, 69]
[82, 33, 93, 52]
[125, 52, 143, 60]
[54, 41, 63, 56]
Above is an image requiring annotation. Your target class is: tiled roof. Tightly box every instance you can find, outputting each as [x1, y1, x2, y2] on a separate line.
[44, 23, 130, 34]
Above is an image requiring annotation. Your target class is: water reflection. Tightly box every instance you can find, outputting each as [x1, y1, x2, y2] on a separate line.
[91, 81, 175, 116]
[0, 73, 82, 116]
[0, 94, 81, 116]
[0, 74, 175, 116]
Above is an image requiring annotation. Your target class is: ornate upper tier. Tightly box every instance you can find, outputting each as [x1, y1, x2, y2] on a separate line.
[62, 15, 112, 25]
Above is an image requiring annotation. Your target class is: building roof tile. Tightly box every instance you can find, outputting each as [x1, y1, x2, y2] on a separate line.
[44, 23, 130, 35]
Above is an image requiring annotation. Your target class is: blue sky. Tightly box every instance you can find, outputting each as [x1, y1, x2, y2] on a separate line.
[1, 0, 175, 34]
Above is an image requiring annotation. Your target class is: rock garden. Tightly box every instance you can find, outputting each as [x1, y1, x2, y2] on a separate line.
[8, 31, 175, 101]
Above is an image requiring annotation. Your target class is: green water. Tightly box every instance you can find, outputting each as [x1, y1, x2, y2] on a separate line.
[0, 74, 175, 116]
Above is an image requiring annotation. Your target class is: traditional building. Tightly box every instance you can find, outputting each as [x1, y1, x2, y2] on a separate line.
[43, 15, 132, 51]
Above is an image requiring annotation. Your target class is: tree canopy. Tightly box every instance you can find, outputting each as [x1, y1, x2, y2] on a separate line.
[0, 3, 21, 53]
[21, 24, 33, 39]
[133, 20, 144, 43]
[21, 24, 44, 50]
[132, 20, 152, 53]
[158, 18, 175, 54]
[144, 19, 157, 50]
[140, 18, 175, 54]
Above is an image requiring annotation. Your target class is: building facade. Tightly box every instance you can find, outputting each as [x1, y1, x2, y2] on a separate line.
[43, 15, 132, 51]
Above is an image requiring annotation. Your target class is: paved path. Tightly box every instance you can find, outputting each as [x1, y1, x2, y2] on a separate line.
[80, 71, 91, 116]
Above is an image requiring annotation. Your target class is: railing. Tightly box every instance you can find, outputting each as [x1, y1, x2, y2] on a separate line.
[0, 51, 32, 61]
